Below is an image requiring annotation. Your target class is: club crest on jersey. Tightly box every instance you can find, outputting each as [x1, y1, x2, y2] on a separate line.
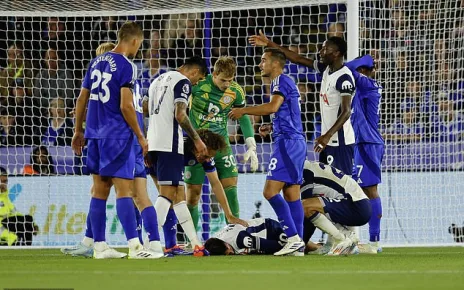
[185, 171, 192, 179]
[220, 91, 235, 108]
[188, 159, 196, 166]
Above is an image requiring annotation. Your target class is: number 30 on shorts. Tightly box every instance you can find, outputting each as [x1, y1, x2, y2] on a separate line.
[222, 154, 237, 168]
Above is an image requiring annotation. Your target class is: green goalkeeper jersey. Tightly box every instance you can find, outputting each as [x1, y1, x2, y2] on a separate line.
[190, 74, 246, 139]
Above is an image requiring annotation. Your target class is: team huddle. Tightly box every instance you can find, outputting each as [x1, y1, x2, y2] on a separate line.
[63, 21, 384, 258]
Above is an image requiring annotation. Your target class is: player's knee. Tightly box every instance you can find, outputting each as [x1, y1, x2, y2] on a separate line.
[362, 185, 379, 199]
[186, 185, 202, 205]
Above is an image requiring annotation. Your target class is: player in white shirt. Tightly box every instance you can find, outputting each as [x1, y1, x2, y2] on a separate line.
[146, 56, 209, 256]
[249, 33, 355, 175]
[300, 160, 372, 255]
[204, 218, 288, 255]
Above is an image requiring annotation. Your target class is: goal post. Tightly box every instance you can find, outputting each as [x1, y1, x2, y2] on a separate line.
[0, 0, 463, 248]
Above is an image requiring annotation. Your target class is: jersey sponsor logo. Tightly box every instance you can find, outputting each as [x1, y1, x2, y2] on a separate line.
[273, 85, 280, 93]
[357, 178, 363, 184]
[185, 171, 192, 179]
[198, 113, 223, 123]
[243, 236, 253, 248]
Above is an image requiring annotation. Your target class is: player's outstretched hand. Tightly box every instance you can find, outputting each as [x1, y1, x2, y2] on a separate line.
[249, 29, 269, 47]
[138, 136, 148, 156]
[259, 124, 272, 138]
[228, 108, 244, 120]
[314, 134, 331, 153]
[71, 131, 85, 156]
[194, 138, 208, 158]
[226, 215, 249, 227]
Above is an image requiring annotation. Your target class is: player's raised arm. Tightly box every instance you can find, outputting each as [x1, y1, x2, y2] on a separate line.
[249, 29, 314, 68]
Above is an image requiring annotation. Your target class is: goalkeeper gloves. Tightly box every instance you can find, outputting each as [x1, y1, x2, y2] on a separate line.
[244, 137, 259, 172]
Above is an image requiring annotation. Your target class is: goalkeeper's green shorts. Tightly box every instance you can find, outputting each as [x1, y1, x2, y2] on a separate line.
[184, 145, 238, 185]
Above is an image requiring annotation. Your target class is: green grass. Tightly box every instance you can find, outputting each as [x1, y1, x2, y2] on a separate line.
[1, 247, 463, 290]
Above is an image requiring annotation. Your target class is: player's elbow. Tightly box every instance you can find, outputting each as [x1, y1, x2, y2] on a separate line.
[268, 104, 279, 114]
[175, 110, 186, 123]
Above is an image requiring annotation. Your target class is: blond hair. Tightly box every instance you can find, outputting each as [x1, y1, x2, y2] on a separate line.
[213, 56, 236, 78]
[96, 42, 115, 56]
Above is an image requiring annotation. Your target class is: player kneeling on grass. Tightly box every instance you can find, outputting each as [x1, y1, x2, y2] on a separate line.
[301, 161, 372, 255]
[204, 218, 288, 255]
[148, 129, 248, 256]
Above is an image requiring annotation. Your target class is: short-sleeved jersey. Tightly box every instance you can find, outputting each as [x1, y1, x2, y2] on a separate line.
[300, 160, 367, 202]
[190, 74, 246, 140]
[147, 71, 192, 154]
[350, 70, 384, 144]
[214, 218, 285, 254]
[317, 65, 356, 146]
[82, 52, 137, 139]
[270, 74, 305, 140]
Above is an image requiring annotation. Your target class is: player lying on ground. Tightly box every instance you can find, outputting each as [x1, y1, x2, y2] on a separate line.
[229, 48, 306, 256]
[72, 22, 161, 259]
[299, 160, 372, 255]
[186, 56, 258, 229]
[345, 55, 384, 254]
[148, 129, 249, 256]
[204, 218, 288, 255]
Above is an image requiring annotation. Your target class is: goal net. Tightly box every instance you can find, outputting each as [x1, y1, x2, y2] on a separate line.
[0, 0, 462, 247]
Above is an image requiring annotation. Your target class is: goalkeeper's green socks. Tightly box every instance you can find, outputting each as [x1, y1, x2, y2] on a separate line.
[188, 204, 200, 232]
[225, 186, 240, 221]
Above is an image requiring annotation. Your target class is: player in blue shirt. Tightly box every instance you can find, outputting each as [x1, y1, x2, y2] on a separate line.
[72, 22, 159, 259]
[345, 55, 384, 254]
[229, 48, 306, 256]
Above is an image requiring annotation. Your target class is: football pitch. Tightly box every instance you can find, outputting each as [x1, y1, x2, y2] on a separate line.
[1, 247, 463, 290]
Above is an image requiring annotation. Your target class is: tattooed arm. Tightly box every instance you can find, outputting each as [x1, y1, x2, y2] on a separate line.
[175, 102, 207, 156]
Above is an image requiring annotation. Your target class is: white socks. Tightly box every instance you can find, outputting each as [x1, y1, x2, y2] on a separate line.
[174, 201, 201, 247]
[82, 236, 94, 247]
[154, 196, 172, 226]
[311, 214, 345, 241]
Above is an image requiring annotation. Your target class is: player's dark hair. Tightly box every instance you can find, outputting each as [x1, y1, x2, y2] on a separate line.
[183, 56, 208, 76]
[263, 47, 286, 67]
[198, 129, 227, 152]
[204, 238, 228, 255]
[118, 21, 143, 42]
[327, 36, 347, 57]
[0, 167, 7, 175]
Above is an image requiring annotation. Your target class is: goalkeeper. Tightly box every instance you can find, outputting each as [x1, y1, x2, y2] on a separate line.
[185, 56, 258, 226]
[0, 167, 38, 246]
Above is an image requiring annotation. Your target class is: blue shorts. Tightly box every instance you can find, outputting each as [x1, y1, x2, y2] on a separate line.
[147, 151, 184, 186]
[319, 144, 354, 175]
[86, 137, 135, 179]
[133, 143, 147, 179]
[353, 143, 384, 187]
[266, 138, 306, 185]
[320, 196, 372, 226]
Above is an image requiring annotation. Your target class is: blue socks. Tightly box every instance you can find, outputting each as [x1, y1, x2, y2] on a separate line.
[369, 197, 382, 242]
[141, 206, 160, 242]
[89, 197, 106, 242]
[85, 211, 93, 239]
[116, 197, 138, 241]
[163, 209, 177, 249]
[268, 195, 298, 238]
[134, 204, 143, 244]
[287, 200, 304, 238]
